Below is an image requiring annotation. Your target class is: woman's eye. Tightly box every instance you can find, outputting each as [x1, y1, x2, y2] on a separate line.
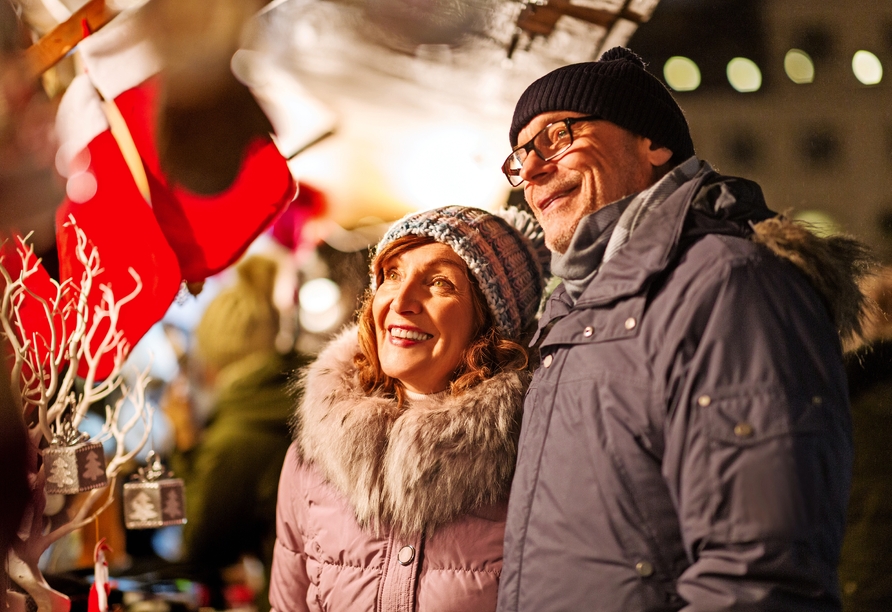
[432, 278, 453, 289]
[385, 270, 399, 281]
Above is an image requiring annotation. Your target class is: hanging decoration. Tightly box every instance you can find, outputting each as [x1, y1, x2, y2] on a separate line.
[123, 451, 187, 530]
[87, 538, 112, 612]
[43, 414, 109, 496]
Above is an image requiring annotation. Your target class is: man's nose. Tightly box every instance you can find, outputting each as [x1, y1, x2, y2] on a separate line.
[519, 148, 552, 183]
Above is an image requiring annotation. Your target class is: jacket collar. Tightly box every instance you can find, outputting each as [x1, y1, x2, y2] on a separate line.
[530, 165, 712, 346]
[293, 326, 527, 535]
[533, 167, 874, 349]
[574, 164, 712, 308]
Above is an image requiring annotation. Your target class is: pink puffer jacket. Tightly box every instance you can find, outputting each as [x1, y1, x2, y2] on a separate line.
[269, 327, 527, 612]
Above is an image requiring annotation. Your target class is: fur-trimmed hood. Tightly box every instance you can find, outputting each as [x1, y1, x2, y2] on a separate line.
[688, 174, 876, 349]
[750, 216, 875, 349]
[291, 326, 527, 535]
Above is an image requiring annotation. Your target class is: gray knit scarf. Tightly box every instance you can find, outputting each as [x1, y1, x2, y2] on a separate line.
[552, 156, 708, 302]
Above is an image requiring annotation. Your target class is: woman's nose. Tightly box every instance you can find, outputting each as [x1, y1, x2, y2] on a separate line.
[390, 282, 422, 314]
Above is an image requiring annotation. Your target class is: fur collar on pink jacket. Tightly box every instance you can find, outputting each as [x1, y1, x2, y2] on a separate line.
[292, 325, 528, 535]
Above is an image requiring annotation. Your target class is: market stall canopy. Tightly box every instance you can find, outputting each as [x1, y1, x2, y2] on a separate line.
[236, 0, 661, 228]
[16, 0, 662, 232]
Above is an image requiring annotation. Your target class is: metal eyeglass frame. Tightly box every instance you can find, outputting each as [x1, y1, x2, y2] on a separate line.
[502, 114, 601, 187]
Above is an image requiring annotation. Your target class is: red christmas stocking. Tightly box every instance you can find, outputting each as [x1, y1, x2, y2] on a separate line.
[78, 11, 297, 283]
[55, 74, 182, 380]
[0, 236, 66, 408]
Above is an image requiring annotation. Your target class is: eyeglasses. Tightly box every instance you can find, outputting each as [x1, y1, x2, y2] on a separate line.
[502, 115, 601, 187]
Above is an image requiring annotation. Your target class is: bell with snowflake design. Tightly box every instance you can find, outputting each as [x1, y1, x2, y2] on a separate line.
[43, 418, 108, 495]
[123, 451, 187, 529]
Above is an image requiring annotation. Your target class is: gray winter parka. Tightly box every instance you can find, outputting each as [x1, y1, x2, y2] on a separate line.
[498, 167, 871, 612]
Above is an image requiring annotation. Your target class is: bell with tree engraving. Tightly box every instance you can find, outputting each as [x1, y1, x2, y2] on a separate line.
[43, 419, 108, 495]
[123, 451, 187, 529]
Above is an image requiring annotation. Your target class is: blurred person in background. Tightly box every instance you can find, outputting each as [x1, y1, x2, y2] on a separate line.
[168, 254, 309, 611]
[839, 267, 892, 612]
[269, 206, 548, 612]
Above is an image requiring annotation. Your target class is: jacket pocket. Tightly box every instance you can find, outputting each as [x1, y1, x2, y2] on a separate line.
[699, 389, 839, 543]
[704, 389, 827, 444]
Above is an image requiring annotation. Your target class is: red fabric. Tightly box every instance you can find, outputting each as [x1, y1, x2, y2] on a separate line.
[56, 129, 181, 380]
[87, 582, 111, 612]
[0, 237, 66, 404]
[113, 78, 297, 282]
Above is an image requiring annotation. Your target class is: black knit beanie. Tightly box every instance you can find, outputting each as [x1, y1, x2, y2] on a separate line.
[509, 47, 695, 163]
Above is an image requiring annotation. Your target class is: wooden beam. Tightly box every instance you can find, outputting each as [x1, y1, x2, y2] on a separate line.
[517, 0, 648, 39]
[24, 0, 119, 78]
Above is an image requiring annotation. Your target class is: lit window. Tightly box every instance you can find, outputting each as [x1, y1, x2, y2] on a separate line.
[852, 50, 883, 85]
[663, 56, 701, 92]
[727, 57, 762, 92]
[784, 49, 815, 84]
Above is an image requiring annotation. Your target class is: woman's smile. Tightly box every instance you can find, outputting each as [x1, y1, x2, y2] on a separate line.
[388, 325, 433, 343]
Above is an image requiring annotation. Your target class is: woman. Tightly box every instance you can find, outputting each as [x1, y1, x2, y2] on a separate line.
[269, 206, 548, 612]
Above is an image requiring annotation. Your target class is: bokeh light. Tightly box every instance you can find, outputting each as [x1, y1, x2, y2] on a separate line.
[66, 171, 97, 203]
[299, 277, 341, 314]
[784, 49, 814, 84]
[663, 56, 701, 92]
[299, 277, 344, 333]
[852, 50, 882, 85]
[727, 57, 762, 92]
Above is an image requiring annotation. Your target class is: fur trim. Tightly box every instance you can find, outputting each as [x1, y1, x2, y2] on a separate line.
[292, 326, 527, 535]
[750, 216, 877, 350]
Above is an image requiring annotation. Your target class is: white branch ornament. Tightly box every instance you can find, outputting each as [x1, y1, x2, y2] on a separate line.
[1, 217, 153, 612]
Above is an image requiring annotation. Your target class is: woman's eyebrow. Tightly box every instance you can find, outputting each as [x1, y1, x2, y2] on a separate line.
[424, 258, 465, 272]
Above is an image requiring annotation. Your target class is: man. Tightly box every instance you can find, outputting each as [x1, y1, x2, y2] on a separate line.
[497, 47, 872, 612]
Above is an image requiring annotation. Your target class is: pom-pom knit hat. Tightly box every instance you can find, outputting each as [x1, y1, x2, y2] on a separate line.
[373, 206, 549, 340]
[509, 47, 695, 163]
[195, 255, 280, 368]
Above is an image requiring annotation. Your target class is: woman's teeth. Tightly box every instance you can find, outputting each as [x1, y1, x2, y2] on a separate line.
[390, 327, 432, 341]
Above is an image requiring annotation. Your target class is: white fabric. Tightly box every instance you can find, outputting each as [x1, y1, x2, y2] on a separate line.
[55, 74, 108, 168]
[77, 9, 162, 101]
[404, 388, 450, 401]
[230, 49, 337, 158]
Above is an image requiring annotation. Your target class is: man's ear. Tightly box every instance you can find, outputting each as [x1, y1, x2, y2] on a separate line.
[646, 142, 673, 167]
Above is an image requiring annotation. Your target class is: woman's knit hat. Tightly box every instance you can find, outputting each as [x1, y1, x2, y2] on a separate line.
[509, 47, 695, 163]
[373, 206, 549, 339]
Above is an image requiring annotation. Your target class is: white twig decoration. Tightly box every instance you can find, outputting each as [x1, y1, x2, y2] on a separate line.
[1, 217, 153, 612]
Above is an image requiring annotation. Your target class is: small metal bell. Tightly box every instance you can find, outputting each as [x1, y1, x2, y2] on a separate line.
[43, 419, 108, 495]
[123, 451, 187, 530]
